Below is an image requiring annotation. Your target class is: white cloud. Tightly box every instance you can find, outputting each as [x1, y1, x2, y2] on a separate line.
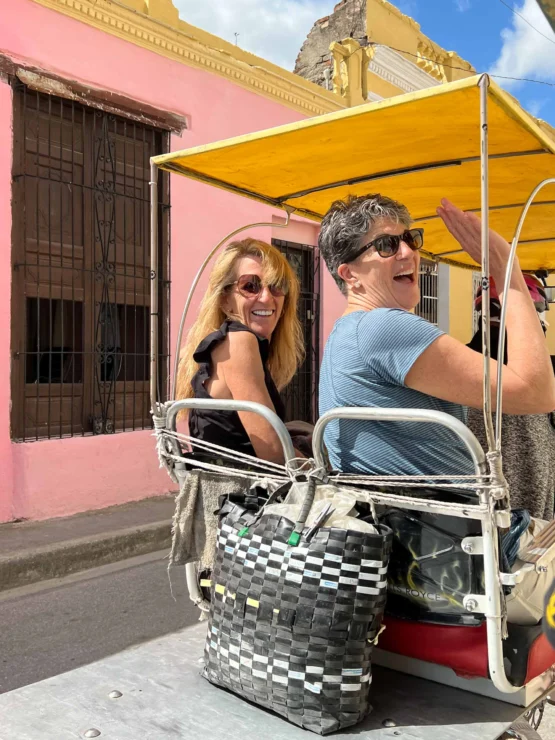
[489, 0, 555, 87]
[455, 0, 471, 11]
[396, 0, 418, 16]
[173, 0, 337, 71]
[527, 98, 547, 116]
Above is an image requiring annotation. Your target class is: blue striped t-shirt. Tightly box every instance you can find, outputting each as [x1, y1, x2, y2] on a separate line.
[319, 309, 474, 477]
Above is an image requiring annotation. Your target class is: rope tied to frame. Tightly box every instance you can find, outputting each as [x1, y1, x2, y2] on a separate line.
[486, 450, 509, 501]
[154, 420, 503, 497]
[152, 402, 180, 483]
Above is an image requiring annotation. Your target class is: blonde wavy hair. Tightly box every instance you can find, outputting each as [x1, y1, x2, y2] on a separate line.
[176, 238, 304, 406]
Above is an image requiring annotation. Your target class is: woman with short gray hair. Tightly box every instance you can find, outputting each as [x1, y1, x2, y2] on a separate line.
[318, 193, 555, 479]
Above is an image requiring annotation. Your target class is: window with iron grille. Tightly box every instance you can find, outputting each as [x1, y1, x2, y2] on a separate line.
[415, 259, 438, 325]
[272, 240, 320, 424]
[10, 83, 170, 441]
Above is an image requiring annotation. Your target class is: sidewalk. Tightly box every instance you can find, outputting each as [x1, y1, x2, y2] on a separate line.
[0, 495, 176, 592]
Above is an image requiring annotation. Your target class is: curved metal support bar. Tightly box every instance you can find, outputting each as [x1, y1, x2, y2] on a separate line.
[479, 74, 496, 453]
[495, 177, 555, 445]
[170, 209, 294, 400]
[185, 562, 210, 613]
[480, 498, 520, 694]
[312, 407, 486, 475]
[165, 398, 296, 464]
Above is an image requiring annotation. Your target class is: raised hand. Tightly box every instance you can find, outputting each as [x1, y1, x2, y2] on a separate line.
[436, 198, 510, 270]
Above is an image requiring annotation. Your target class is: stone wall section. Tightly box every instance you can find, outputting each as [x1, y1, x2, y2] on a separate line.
[294, 0, 367, 90]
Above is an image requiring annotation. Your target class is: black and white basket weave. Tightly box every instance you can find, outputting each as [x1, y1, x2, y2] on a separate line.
[202, 486, 392, 735]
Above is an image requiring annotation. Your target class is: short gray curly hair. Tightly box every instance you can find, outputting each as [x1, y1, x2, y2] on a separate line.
[318, 194, 412, 294]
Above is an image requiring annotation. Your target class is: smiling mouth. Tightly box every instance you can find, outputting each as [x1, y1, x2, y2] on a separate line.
[393, 271, 415, 285]
[252, 310, 275, 317]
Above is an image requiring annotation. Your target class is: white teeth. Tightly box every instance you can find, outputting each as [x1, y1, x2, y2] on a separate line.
[396, 269, 413, 277]
[252, 310, 274, 316]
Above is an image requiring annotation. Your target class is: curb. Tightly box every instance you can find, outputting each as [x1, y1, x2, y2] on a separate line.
[0, 520, 172, 593]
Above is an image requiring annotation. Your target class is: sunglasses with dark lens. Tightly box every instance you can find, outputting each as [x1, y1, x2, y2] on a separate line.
[350, 228, 424, 261]
[227, 274, 287, 299]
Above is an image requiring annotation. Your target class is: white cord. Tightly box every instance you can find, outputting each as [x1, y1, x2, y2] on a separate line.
[153, 413, 498, 492]
[159, 428, 288, 474]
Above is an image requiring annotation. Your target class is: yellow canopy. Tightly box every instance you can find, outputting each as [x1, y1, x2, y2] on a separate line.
[153, 75, 555, 272]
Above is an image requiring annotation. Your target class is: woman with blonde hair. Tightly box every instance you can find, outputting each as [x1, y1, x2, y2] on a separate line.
[177, 238, 305, 464]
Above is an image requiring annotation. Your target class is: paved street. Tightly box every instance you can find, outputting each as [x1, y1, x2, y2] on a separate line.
[535, 705, 555, 739]
[1, 553, 555, 738]
[0, 551, 198, 694]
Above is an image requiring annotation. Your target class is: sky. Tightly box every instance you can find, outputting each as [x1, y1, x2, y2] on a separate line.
[173, 0, 555, 124]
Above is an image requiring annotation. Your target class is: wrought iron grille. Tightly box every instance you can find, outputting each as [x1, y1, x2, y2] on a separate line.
[415, 259, 438, 325]
[272, 240, 320, 424]
[11, 83, 170, 441]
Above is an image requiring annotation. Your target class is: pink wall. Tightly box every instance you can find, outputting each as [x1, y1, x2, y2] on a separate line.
[0, 83, 15, 523]
[322, 265, 346, 345]
[271, 215, 319, 246]
[0, 0, 326, 522]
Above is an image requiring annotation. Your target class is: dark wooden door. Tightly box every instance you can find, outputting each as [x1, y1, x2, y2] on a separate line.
[272, 239, 320, 424]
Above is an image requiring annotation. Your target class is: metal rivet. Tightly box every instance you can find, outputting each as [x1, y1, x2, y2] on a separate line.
[382, 719, 397, 727]
[83, 731, 101, 738]
[108, 690, 122, 699]
[466, 599, 478, 612]
[463, 543, 473, 554]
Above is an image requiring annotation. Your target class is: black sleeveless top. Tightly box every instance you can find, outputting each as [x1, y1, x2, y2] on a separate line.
[189, 320, 286, 457]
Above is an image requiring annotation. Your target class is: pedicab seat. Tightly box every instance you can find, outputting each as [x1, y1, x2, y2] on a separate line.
[378, 617, 555, 686]
[375, 488, 555, 688]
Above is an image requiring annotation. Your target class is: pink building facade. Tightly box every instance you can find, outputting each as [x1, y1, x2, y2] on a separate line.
[0, 0, 346, 523]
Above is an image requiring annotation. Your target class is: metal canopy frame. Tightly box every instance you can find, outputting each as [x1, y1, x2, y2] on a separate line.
[148, 73, 555, 700]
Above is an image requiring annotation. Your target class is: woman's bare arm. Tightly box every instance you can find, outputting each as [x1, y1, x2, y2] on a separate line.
[212, 331, 287, 463]
[405, 334, 554, 413]
[405, 201, 555, 414]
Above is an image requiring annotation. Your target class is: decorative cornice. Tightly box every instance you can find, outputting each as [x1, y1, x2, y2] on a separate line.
[369, 46, 440, 94]
[30, 0, 346, 116]
[371, 0, 474, 79]
[377, 0, 421, 32]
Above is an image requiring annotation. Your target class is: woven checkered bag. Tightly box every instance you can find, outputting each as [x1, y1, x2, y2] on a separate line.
[202, 481, 392, 735]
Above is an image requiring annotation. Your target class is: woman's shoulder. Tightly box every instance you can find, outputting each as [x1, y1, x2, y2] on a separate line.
[363, 307, 425, 323]
[225, 325, 262, 354]
[339, 308, 433, 336]
[193, 320, 265, 366]
[353, 309, 443, 367]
